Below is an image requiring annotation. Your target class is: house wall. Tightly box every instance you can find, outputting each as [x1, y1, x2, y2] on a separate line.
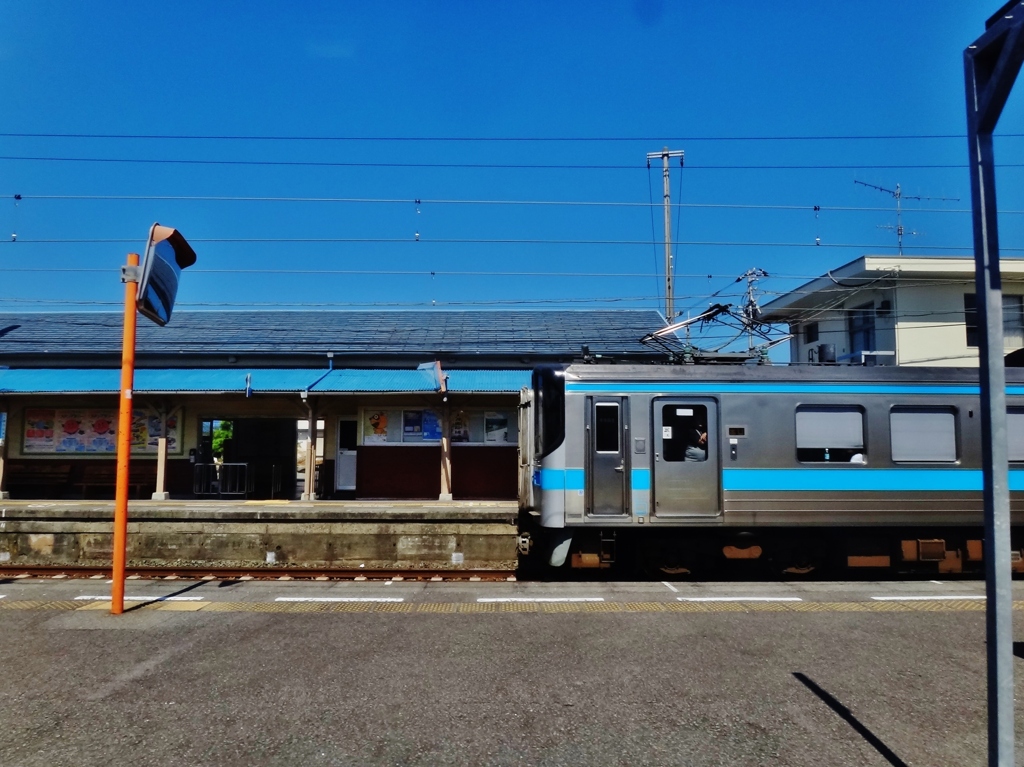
[788, 283, 1024, 367]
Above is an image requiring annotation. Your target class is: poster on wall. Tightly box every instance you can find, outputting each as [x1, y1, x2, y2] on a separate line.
[0, 411, 7, 445]
[364, 411, 389, 444]
[485, 412, 509, 443]
[403, 410, 423, 438]
[23, 408, 180, 454]
[450, 412, 470, 443]
[422, 410, 442, 441]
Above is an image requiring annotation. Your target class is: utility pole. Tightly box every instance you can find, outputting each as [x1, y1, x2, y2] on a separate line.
[647, 147, 685, 320]
[740, 268, 770, 353]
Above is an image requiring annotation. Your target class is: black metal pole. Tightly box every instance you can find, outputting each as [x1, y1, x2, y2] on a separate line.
[964, 4, 1024, 764]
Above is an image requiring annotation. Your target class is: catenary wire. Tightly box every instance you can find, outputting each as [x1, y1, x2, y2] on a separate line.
[2, 132, 1023, 141]
[2, 155, 1023, 171]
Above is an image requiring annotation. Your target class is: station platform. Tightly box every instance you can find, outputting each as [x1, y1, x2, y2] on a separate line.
[0, 499, 520, 571]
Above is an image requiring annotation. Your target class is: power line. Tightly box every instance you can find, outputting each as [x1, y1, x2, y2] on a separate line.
[2, 132, 1023, 142]
[2, 155, 1022, 171]
[1, 237, 1018, 251]
[8, 193, 999, 214]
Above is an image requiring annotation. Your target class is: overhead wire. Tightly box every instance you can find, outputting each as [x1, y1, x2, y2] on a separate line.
[1, 237, 1018, 251]
[2, 155, 1024, 171]
[2, 132, 1023, 141]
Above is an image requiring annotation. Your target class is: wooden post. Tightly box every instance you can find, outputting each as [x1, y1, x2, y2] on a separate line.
[302, 402, 316, 500]
[152, 436, 169, 500]
[0, 412, 9, 501]
[436, 362, 452, 501]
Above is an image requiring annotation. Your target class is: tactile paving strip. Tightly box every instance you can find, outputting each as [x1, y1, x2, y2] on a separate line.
[0, 598, 1012, 614]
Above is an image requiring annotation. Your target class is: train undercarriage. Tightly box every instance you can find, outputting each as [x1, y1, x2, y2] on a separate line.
[518, 518, 1024, 578]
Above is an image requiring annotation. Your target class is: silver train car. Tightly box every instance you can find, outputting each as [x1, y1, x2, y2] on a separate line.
[519, 363, 1024, 574]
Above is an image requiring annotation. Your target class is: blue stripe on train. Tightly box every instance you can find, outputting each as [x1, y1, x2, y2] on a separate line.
[538, 467, 1024, 492]
[566, 382, 1024, 396]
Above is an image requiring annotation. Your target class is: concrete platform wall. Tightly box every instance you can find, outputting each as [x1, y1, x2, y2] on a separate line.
[0, 501, 519, 571]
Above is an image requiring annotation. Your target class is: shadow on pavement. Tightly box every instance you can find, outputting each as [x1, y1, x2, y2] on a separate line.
[123, 579, 208, 613]
[793, 672, 909, 767]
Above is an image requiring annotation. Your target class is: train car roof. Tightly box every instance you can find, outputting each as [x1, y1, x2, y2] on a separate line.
[561, 363, 1024, 385]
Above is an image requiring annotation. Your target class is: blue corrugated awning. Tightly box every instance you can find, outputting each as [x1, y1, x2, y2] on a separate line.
[445, 370, 531, 392]
[0, 367, 531, 394]
[312, 368, 440, 392]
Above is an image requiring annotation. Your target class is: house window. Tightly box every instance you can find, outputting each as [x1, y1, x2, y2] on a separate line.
[795, 406, 865, 463]
[964, 293, 1024, 348]
[848, 302, 876, 359]
[890, 408, 957, 463]
[803, 322, 819, 344]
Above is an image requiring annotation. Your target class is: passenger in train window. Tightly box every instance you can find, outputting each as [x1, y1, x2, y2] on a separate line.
[685, 423, 708, 461]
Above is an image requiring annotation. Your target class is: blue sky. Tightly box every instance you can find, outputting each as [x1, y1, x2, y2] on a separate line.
[0, 1, 1021, 353]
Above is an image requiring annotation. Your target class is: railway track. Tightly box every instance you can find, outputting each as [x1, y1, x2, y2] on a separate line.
[0, 564, 516, 581]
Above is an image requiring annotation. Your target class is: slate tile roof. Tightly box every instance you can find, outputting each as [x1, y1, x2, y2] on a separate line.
[0, 310, 666, 364]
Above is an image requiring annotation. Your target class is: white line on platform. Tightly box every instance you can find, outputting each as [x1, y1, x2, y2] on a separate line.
[661, 581, 679, 593]
[74, 595, 204, 602]
[476, 597, 605, 603]
[677, 597, 803, 602]
[871, 595, 986, 601]
[274, 597, 404, 603]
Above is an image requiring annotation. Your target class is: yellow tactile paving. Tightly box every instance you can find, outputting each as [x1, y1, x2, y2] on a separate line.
[0, 597, 1015, 614]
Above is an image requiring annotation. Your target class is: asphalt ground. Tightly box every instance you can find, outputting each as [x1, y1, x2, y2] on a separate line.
[0, 578, 1021, 767]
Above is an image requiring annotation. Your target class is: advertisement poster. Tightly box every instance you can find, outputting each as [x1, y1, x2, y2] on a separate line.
[450, 411, 470, 443]
[23, 409, 56, 452]
[24, 408, 180, 454]
[403, 410, 423, 437]
[0, 411, 7, 444]
[364, 411, 388, 444]
[422, 410, 442, 441]
[485, 411, 508, 443]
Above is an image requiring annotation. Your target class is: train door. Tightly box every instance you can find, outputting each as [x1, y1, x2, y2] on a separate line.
[652, 399, 721, 518]
[586, 396, 629, 516]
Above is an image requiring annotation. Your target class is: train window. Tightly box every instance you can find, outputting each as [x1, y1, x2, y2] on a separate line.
[594, 403, 620, 453]
[662, 404, 709, 462]
[1010, 409, 1024, 462]
[795, 406, 864, 462]
[890, 408, 957, 463]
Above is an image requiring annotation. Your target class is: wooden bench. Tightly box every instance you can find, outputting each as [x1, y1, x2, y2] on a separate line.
[3, 462, 73, 498]
[74, 461, 158, 499]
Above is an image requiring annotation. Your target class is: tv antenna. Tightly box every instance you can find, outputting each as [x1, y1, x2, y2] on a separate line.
[854, 180, 958, 255]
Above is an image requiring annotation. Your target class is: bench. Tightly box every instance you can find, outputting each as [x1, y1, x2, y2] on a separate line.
[74, 461, 158, 499]
[2, 462, 73, 498]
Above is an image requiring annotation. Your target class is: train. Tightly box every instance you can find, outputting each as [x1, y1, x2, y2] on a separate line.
[517, 362, 1024, 575]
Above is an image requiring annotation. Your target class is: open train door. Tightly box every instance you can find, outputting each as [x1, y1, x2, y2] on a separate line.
[652, 398, 721, 518]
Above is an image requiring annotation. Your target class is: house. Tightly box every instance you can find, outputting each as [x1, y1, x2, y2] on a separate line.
[759, 256, 1024, 367]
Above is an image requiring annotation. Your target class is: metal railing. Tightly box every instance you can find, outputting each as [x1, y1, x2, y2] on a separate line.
[193, 463, 253, 499]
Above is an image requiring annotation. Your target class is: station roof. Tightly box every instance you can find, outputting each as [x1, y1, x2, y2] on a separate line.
[0, 367, 532, 395]
[0, 309, 666, 366]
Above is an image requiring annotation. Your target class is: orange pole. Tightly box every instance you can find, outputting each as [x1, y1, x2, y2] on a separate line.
[111, 252, 139, 614]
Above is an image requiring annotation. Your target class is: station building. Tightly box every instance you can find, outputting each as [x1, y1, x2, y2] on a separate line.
[0, 309, 664, 502]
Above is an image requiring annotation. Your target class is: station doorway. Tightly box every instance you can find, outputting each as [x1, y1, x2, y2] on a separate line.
[198, 418, 302, 500]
